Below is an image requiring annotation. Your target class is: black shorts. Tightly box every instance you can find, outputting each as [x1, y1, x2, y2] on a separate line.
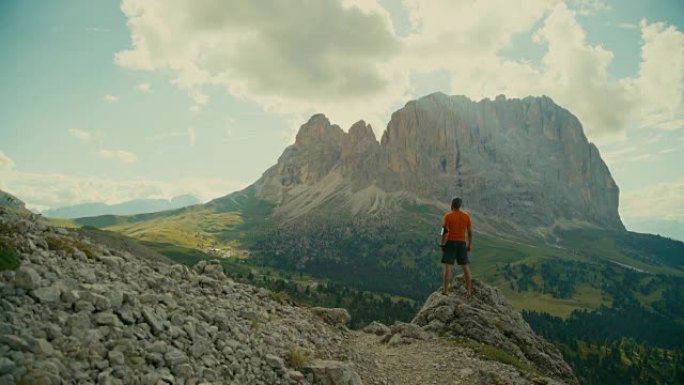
[441, 241, 468, 265]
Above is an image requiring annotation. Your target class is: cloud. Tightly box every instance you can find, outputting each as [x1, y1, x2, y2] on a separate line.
[115, 0, 684, 138]
[0, 151, 14, 173]
[187, 127, 196, 146]
[618, 23, 638, 30]
[620, 177, 684, 221]
[115, 0, 404, 131]
[2, 170, 245, 211]
[0, 151, 15, 189]
[68, 128, 93, 143]
[136, 83, 152, 93]
[86, 27, 112, 33]
[103, 94, 120, 102]
[98, 149, 138, 163]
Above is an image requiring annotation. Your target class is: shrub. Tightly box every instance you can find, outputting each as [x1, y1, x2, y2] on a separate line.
[287, 348, 309, 369]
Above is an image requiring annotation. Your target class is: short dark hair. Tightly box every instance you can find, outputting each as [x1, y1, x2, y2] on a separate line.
[451, 197, 462, 209]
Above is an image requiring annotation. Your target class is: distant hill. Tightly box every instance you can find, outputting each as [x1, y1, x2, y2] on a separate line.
[624, 218, 684, 242]
[42, 194, 200, 218]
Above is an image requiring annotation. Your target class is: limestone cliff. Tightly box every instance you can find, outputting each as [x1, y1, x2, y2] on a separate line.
[254, 93, 623, 232]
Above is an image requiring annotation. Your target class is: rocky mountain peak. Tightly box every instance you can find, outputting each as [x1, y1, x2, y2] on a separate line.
[294, 113, 344, 149]
[255, 93, 623, 232]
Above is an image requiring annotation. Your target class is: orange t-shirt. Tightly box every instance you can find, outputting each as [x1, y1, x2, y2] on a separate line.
[443, 210, 472, 241]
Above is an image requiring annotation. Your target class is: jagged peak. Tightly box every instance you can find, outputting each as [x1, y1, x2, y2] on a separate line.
[347, 120, 378, 143]
[295, 113, 344, 147]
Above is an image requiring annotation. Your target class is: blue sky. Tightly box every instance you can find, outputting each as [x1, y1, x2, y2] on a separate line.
[0, 0, 683, 236]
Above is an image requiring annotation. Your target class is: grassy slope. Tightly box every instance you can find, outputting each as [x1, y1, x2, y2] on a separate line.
[66, 190, 683, 319]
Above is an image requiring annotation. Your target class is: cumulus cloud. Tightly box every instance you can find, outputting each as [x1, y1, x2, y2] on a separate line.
[136, 83, 152, 93]
[68, 128, 93, 143]
[103, 94, 120, 102]
[620, 177, 684, 221]
[98, 149, 138, 163]
[115, 0, 404, 131]
[115, 0, 684, 137]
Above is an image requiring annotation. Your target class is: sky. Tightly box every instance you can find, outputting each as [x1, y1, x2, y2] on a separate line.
[0, 0, 683, 235]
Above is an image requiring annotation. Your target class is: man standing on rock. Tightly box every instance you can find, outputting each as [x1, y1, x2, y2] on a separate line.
[440, 197, 473, 297]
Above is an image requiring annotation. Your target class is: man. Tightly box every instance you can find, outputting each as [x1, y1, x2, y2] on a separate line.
[440, 197, 473, 297]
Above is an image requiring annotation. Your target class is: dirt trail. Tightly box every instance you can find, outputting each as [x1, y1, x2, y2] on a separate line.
[348, 332, 532, 385]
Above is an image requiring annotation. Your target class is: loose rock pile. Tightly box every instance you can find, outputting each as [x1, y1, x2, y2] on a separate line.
[0, 209, 357, 385]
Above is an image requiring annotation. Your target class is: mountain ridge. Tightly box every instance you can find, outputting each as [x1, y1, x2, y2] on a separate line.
[253, 92, 623, 236]
[42, 195, 201, 219]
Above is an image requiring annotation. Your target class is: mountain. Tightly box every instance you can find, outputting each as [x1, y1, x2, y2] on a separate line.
[42, 194, 200, 218]
[256, 93, 622, 233]
[0, 203, 577, 384]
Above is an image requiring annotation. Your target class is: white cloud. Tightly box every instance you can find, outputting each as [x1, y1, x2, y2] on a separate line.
[618, 23, 638, 30]
[68, 128, 93, 143]
[187, 127, 196, 146]
[620, 177, 684, 221]
[98, 149, 138, 164]
[0, 151, 15, 189]
[115, 0, 684, 138]
[103, 94, 120, 102]
[655, 118, 684, 131]
[2, 170, 245, 211]
[136, 83, 152, 93]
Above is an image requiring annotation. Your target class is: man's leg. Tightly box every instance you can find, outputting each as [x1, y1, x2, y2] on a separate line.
[460, 264, 471, 297]
[442, 263, 453, 294]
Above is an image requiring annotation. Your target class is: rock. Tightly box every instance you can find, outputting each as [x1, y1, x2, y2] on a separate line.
[66, 311, 91, 330]
[389, 322, 431, 341]
[95, 312, 122, 326]
[30, 286, 61, 303]
[31, 338, 54, 356]
[141, 307, 164, 334]
[0, 357, 14, 375]
[304, 359, 363, 385]
[108, 350, 125, 366]
[412, 278, 577, 384]
[164, 350, 188, 366]
[265, 354, 285, 369]
[0, 335, 30, 351]
[60, 290, 80, 304]
[310, 307, 351, 326]
[12, 266, 41, 290]
[362, 321, 390, 336]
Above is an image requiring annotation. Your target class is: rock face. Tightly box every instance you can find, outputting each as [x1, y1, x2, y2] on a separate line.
[412, 279, 577, 384]
[254, 93, 623, 232]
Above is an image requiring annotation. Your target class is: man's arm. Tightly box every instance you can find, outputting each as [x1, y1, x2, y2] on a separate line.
[467, 224, 473, 251]
[441, 227, 448, 246]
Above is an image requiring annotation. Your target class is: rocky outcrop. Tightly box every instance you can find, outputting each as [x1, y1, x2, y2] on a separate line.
[412, 278, 578, 384]
[0, 190, 27, 212]
[253, 93, 623, 232]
